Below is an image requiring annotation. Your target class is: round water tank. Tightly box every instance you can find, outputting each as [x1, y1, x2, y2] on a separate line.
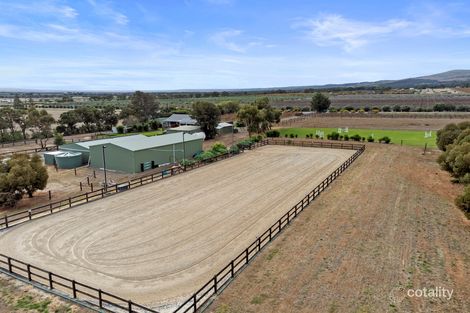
[55, 152, 83, 169]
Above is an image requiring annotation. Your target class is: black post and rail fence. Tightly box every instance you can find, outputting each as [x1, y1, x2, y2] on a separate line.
[0, 139, 365, 313]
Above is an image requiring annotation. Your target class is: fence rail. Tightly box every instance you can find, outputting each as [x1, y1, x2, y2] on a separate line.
[0, 141, 269, 231]
[0, 145, 59, 157]
[0, 253, 159, 313]
[172, 142, 365, 313]
[0, 139, 365, 313]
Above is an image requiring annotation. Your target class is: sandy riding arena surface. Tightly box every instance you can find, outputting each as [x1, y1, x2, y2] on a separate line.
[0, 145, 354, 309]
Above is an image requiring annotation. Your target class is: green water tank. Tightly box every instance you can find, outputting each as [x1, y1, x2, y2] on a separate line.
[55, 152, 83, 169]
[43, 151, 64, 165]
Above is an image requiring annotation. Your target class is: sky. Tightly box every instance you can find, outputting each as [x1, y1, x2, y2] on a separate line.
[0, 0, 470, 91]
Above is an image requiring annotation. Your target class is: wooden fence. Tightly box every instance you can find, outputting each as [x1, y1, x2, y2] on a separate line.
[0, 141, 268, 231]
[0, 254, 159, 313]
[0, 145, 58, 157]
[172, 142, 365, 313]
[0, 139, 365, 313]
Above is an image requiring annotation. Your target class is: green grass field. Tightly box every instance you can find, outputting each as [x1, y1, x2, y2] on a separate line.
[278, 128, 437, 147]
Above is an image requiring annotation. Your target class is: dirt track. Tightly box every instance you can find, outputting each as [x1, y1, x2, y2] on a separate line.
[0, 145, 354, 310]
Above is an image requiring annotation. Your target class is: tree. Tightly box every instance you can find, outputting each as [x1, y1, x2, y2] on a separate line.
[75, 106, 97, 133]
[28, 109, 55, 148]
[13, 94, 24, 109]
[0, 107, 17, 134]
[58, 110, 80, 134]
[436, 122, 470, 151]
[101, 105, 118, 130]
[0, 154, 48, 205]
[311, 92, 331, 113]
[53, 131, 65, 146]
[13, 109, 30, 140]
[130, 91, 159, 122]
[217, 100, 240, 114]
[192, 101, 221, 139]
[237, 105, 264, 136]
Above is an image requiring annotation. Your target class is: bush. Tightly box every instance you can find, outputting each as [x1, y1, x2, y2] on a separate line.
[382, 106, 391, 112]
[266, 130, 280, 138]
[53, 132, 65, 146]
[211, 142, 228, 155]
[343, 134, 349, 141]
[116, 125, 124, 134]
[289, 134, 295, 138]
[142, 123, 149, 132]
[455, 185, 470, 216]
[149, 120, 162, 130]
[350, 134, 361, 141]
[328, 132, 340, 140]
[229, 145, 240, 154]
[367, 136, 374, 142]
[378, 136, 391, 144]
[194, 150, 216, 161]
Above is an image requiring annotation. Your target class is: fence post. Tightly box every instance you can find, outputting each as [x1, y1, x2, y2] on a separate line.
[91, 183, 94, 192]
[85, 192, 89, 202]
[193, 294, 197, 312]
[93, 170, 96, 178]
[68, 198, 72, 208]
[213, 275, 218, 293]
[48, 190, 52, 200]
[98, 289, 103, 308]
[128, 300, 132, 313]
[28, 209, 32, 220]
[231, 260, 234, 278]
[72, 280, 77, 298]
[245, 248, 249, 263]
[27, 264, 31, 281]
[87, 176, 90, 185]
[257, 237, 261, 251]
[48, 272, 53, 289]
[269, 227, 272, 241]
[4, 215, 8, 228]
[7, 257, 12, 272]
[80, 181, 82, 191]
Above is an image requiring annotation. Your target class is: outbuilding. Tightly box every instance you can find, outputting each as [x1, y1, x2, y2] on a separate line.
[216, 122, 234, 135]
[166, 125, 202, 134]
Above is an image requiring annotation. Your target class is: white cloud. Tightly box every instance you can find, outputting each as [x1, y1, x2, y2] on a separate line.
[87, 0, 129, 25]
[0, 1, 78, 19]
[210, 29, 246, 53]
[294, 14, 409, 51]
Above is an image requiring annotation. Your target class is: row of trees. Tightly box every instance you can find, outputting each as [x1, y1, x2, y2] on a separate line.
[0, 154, 48, 207]
[0, 106, 55, 147]
[57, 106, 118, 135]
[437, 122, 470, 216]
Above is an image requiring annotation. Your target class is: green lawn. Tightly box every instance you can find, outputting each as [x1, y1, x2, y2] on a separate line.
[97, 129, 164, 139]
[278, 128, 437, 147]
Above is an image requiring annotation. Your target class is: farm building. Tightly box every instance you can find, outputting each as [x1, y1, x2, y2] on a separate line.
[166, 125, 201, 134]
[163, 114, 198, 128]
[60, 133, 205, 173]
[216, 122, 234, 135]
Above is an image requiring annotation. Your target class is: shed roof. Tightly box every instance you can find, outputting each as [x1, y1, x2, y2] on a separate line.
[164, 114, 197, 125]
[108, 132, 205, 152]
[216, 122, 233, 129]
[168, 125, 201, 131]
[61, 135, 148, 151]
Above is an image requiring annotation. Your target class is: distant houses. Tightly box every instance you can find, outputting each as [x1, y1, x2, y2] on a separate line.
[163, 114, 198, 128]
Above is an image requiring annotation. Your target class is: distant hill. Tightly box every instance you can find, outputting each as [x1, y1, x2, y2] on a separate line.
[1, 70, 470, 93]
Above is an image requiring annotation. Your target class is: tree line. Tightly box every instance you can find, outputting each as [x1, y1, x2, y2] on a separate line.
[437, 122, 470, 216]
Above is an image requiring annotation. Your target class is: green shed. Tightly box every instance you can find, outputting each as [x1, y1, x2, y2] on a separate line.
[89, 132, 205, 173]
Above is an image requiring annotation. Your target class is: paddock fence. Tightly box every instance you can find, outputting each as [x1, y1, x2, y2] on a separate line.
[172, 142, 365, 313]
[0, 139, 365, 313]
[0, 141, 268, 231]
[0, 145, 59, 158]
[0, 254, 159, 313]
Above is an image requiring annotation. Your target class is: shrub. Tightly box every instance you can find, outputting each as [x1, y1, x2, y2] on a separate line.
[149, 120, 162, 130]
[229, 145, 240, 154]
[295, 134, 298, 138]
[53, 132, 65, 146]
[194, 150, 216, 161]
[315, 134, 320, 139]
[211, 142, 228, 155]
[116, 125, 124, 134]
[455, 185, 470, 216]
[266, 130, 280, 137]
[306, 134, 310, 139]
[343, 134, 349, 141]
[379, 136, 391, 144]
[367, 136, 375, 142]
[289, 134, 295, 138]
[329, 132, 340, 140]
[284, 134, 288, 138]
[350, 134, 361, 141]
[309, 133, 314, 138]
[362, 137, 366, 141]
[142, 123, 149, 132]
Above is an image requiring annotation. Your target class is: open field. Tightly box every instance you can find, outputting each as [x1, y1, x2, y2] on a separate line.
[278, 128, 437, 147]
[278, 114, 470, 130]
[0, 145, 354, 310]
[208, 144, 470, 313]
